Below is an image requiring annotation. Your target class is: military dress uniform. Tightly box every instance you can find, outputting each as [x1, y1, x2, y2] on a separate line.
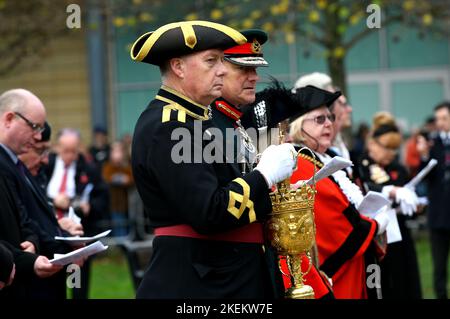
[131, 21, 277, 298]
[132, 85, 276, 298]
[212, 89, 343, 299]
[213, 35, 347, 297]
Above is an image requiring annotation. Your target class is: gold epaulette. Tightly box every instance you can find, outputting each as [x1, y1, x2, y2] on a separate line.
[161, 103, 187, 123]
[298, 153, 324, 169]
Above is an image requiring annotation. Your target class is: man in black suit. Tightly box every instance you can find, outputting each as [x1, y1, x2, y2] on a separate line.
[17, 121, 84, 299]
[19, 122, 84, 239]
[0, 89, 62, 299]
[419, 101, 450, 299]
[44, 128, 110, 299]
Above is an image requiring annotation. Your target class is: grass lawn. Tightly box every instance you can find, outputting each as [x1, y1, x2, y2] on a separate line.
[77, 232, 448, 299]
[414, 230, 450, 299]
[89, 247, 136, 299]
[67, 246, 136, 299]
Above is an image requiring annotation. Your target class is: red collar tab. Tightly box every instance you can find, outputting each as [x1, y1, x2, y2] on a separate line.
[224, 38, 263, 56]
[215, 100, 242, 121]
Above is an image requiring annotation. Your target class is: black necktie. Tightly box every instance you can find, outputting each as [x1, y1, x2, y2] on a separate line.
[16, 160, 26, 177]
[16, 160, 34, 189]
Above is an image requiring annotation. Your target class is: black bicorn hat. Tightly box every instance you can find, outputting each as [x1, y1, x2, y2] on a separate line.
[290, 85, 341, 121]
[130, 20, 247, 66]
[224, 29, 269, 67]
[249, 78, 341, 124]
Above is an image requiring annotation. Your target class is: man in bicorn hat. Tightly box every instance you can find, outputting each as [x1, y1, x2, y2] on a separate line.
[130, 21, 298, 298]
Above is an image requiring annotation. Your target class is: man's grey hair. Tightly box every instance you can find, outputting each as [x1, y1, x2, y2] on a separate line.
[0, 89, 28, 115]
[292, 72, 333, 93]
[159, 60, 171, 79]
[57, 127, 81, 141]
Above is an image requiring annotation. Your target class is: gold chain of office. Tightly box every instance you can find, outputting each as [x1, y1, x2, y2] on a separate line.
[298, 153, 324, 169]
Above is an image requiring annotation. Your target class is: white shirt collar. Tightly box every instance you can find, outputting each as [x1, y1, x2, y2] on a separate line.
[440, 131, 450, 139]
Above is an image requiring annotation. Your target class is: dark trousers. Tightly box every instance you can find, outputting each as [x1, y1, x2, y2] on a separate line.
[430, 229, 450, 299]
[72, 257, 92, 299]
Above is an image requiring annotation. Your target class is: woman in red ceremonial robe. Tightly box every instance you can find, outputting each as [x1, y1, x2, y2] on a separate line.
[285, 87, 389, 299]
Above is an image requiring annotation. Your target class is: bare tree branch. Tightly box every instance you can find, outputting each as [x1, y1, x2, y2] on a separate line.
[344, 14, 404, 50]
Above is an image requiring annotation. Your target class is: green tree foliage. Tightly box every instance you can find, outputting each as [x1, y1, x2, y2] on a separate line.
[0, 0, 80, 76]
[113, 0, 450, 94]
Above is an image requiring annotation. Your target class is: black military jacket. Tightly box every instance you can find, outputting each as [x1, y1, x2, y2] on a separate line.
[131, 86, 272, 234]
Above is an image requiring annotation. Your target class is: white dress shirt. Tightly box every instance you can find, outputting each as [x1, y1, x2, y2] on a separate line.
[46, 156, 77, 199]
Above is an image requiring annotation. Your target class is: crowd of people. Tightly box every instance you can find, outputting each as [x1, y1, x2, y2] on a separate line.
[0, 19, 449, 300]
[0, 91, 136, 299]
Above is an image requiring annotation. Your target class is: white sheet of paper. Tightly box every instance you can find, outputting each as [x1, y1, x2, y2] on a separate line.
[49, 240, 108, 266]
[405, 158, 437, 190]
[305, 156, 353, 186]
[357, 191, 390, 218]
[291, 156, 353, 189]
[55, 229, 111, 245]
[386, 208, 402, 244]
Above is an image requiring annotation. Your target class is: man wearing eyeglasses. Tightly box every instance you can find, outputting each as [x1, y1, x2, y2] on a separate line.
[19, 123, 84, 238]
[0, 88, 63, 298]
[15, 121, 85, 299]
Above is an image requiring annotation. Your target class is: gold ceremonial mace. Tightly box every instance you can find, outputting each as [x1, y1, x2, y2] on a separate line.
[266, 123, 317, 299]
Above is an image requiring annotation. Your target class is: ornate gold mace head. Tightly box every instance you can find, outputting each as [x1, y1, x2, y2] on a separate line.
[266, 147, 317, 299]
[267, 179, 316, 255]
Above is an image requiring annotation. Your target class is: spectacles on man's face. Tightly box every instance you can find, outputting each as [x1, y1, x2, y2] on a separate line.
[34, 147, 50, 157]
[14, 112, 45, 134]
[303, 113, 336, 125]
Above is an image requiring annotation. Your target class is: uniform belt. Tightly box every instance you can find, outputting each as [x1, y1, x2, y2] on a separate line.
[154, 223, 264, 244]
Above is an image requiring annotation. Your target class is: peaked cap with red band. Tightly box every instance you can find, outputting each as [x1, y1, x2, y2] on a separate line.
[224, 29, 269, 67]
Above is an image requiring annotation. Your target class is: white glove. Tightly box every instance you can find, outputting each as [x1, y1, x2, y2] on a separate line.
[255, 143, 297, 188]
[374, 207, 390, 235]
[381, 185, 395, 201]
[395, 187, 419, 216]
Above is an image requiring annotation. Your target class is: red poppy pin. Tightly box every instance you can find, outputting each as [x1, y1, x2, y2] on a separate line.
[80, 174, 89, 184]
[389, 171, 398, 181]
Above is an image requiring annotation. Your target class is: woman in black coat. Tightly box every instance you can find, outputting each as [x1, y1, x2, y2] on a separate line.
[358, 112, 422, 299]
